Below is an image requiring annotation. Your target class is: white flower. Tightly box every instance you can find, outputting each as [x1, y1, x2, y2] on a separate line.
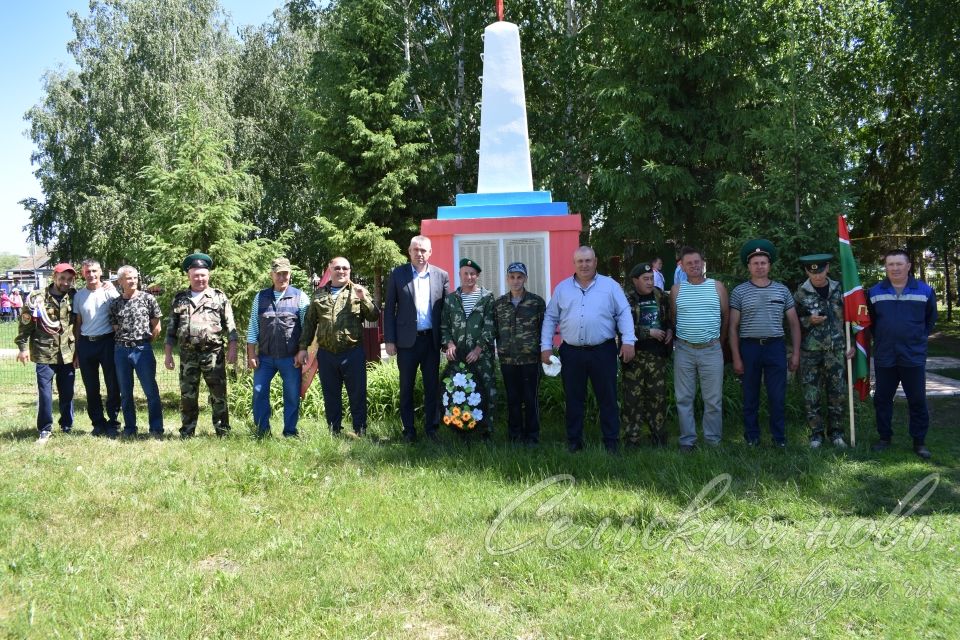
[452, 391, 466, 404]
[467, 392, 481, 406]
[472, 409, 484, 421]
[442, 393, 449, 406]
[452, 372, 468, 387]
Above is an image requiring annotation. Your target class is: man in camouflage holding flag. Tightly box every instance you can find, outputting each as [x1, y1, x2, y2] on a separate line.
[15, 263, 79, 442]
[621, 263, 673, 447]
[793, 254, 854, 449]
[164, 253, 238, 437]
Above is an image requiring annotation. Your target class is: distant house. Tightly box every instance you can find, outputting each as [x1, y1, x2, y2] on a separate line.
[2, 249, 52, 293]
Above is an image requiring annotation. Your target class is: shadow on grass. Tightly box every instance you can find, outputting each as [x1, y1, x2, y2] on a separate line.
[328, 396, 960, 519]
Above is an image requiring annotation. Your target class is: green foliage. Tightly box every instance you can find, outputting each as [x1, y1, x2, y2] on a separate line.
[0, 253, 20, 272]
[303, 0, 431, 281]
[19, 0, 960, 303]
[22, 0, 238, 266]
[139, 106, 289, 322]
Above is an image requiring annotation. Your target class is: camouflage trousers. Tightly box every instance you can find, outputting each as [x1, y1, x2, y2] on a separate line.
[179, 347, 229, 436]
[620, 350, 669, 445]
[799, 348, 846, 439]
[473, 353, 497, 436]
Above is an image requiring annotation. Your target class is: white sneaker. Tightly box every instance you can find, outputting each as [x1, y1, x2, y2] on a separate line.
[809, 435, 823, 449]
[832, 436, 848, 449]
[37, 430, 52, 444]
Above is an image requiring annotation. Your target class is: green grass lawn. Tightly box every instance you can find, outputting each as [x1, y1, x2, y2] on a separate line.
[1, 320, 958, 637]
[1, 382, 958, 638]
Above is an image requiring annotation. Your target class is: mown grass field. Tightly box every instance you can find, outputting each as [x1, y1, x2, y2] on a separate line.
[1, 322, 958, 638]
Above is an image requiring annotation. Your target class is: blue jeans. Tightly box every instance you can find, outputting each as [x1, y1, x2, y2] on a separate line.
[76, 334, 121, 432]
[740, 337, 788, 444]
[558, 339, 620, 448]
[874, 365, 928, 444]
[115, 342, 164, 433]
[317, 346, 366, 433]
[674, 340, 724, 446]
[36, 363, 75, 433]
[252, 354, 302, 436]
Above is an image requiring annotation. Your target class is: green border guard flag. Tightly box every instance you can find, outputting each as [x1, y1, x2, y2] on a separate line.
[838, 215, 871, 400]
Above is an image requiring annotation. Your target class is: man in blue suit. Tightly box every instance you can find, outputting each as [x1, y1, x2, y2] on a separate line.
[385, 235, 450, 443]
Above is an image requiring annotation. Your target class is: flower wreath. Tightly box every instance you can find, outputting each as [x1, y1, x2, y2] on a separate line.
[441, 361, 485, 430]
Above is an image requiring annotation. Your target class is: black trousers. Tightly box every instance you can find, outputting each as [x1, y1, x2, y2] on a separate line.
[397, 333, 441, 436]
[500, 362, 541, 443]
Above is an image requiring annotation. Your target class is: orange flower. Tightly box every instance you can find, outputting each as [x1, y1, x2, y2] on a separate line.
[452, 407, 461, 417]
[462, 412, 472, 422]
[443, 415, 452, 425]
[453, 419, 463, 428]
[465, 420, 475, 430]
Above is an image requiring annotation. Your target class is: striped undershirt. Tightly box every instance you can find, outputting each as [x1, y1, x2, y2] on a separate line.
[675, 279, 721, 343]
[460, 290, 482, 317]
[729, 280, 794, 338]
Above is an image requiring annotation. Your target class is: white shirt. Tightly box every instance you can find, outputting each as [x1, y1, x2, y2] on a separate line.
[412, 265, 432, 330]
[74, 285, 120, 336]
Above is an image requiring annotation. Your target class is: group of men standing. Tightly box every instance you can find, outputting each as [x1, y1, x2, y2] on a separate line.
[15, 237, 938, 458]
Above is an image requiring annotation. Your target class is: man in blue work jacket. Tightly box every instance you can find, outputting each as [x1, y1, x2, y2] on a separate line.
[867, 249, 937, 459]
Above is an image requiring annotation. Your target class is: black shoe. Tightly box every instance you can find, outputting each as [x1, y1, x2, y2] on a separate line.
[402, 431, 417, 444]
[774, 441, 786, 450]
[871, 440, 891, 452]
[426, 431, 441, 444]
[567, 441, 584, 453]
[330, 428, 343, 438]
[149, 431, 164, 440]
[679, 444, 696, 453]
[913, 444, 932, 460]
[283, 431, 300, 439]
[604, 442, 620, 455]
[121, 428, 137, 438]
[354, 427, 367, 438]
[745, 438, 760, 447]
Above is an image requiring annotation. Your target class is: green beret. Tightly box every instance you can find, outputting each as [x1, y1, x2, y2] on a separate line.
[459, 258, 481, 273]
[740, 239, 777, 265]
[182, 253, 213, 272]
[799, 253, 833, 273]
[629, 263, 653, 278]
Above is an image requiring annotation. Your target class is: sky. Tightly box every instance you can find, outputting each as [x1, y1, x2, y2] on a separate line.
[0, 0, 286, 258]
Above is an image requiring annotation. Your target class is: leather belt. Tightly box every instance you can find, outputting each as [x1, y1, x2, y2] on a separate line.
[82, 333, 114, 342]
[416, 329, 432, 336]
[116, 339, 149, 348]
[676, 338, 718, 349]
[562, 339, 615, 350]
[741, 336, 782, 345]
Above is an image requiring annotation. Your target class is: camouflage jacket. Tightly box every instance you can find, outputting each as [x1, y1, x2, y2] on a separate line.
[165, 288, 238, 351]
[627, 286, 672, 357]
[15, 285, 77, 364]
[300, 283, 379, 353]
[793, 278, 844, 351]
[441, 287, 496, 358]
[493, 290, 545, 365]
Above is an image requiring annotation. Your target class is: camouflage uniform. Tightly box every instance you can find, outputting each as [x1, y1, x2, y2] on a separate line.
[493, 290, 545, 443]
[16, 285, 78, 433]
[16, 286, 77, 364]
[794, 278, 846, 440]
[166, 288, 237, 436]
[441, 287, 497, 435]
[620, 287, 671, 445]
[300, 282, 380, 434]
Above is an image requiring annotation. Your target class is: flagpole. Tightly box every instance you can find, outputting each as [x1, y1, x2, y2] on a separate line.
[845, 320, 856, 447]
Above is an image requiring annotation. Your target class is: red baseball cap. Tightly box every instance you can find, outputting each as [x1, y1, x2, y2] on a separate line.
[52, 263, 76, 275]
